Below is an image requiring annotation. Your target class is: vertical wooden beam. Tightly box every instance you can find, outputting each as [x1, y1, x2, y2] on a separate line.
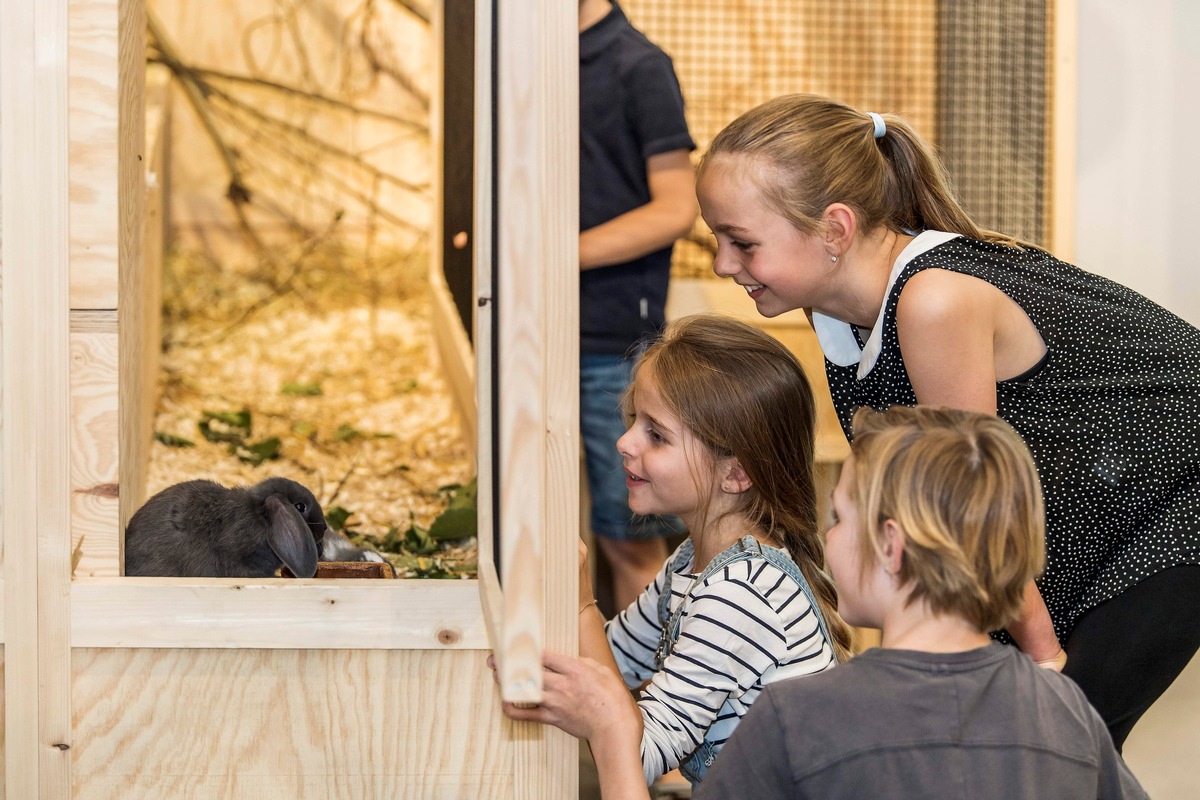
[1048, 0, 1078, 260]
[117, 0, 148, 541]
[474, 0, 500, 648]
[488, 0, 580, 795]
[2, 0, 74, 795]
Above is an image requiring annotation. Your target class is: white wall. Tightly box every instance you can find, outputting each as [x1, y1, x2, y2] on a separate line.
[1077, 7, 1200, 798]
[1075, 0, 1200, 325]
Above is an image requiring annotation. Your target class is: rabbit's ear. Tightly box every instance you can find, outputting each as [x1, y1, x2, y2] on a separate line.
[263, 494, 319, 578]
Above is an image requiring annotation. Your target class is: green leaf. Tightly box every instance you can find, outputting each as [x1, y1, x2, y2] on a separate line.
[334, 424, 362, 442]
[199, 408, 252, 445]
[404, 524, 438, 555]
[428, 506, 476, 541]
[326, 506, 354, 532]
[412, 557, 455, 579]
[438, 477, 478, 511]
[202, 408, 252, 432]
[281, 382, 323, 396]
[198, 420, 244, 445]
[234, 437, 281, 466]
[376, 525, 405, 552]
[292, 420, 317, 436]
[154, 431, 195, 448]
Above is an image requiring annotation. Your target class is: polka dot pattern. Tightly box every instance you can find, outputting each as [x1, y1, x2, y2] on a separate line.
[825, 237, 1200, 641]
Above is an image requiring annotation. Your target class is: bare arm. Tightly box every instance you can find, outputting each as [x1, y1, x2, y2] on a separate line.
[896, 270, 1063, 666]
[580, 149, 697, 271]
[578, 538, 622, 672]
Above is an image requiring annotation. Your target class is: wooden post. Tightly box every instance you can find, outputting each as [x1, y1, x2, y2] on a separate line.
[2, 0, 74, 795]
[1048, 0, 1077, 260]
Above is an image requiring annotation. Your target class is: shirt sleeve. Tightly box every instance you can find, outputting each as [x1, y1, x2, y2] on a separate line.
[1092, 708, 1149, 799]
[606, 564, 670, 690]
[623, 50, 695, 160]
[636, 576, 790, 783]
[693, 686, 795, 800]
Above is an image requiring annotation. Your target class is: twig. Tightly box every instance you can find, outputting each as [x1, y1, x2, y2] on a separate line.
[384, 0, 431, 27]
[205, 80, 427, 195]
[326, 452, 362, 507]
[148, 59, 427, 131]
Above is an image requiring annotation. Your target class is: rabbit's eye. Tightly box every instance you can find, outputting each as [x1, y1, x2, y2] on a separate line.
[294, 502, 308, 514]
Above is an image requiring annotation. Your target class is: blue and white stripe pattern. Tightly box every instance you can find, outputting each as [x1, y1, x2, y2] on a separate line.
[607, 541, 837, 784]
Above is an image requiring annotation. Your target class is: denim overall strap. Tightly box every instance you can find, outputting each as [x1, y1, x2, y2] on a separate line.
[738, 538, 836, 653]
[655, 537, 838, 786]
[655, 537, 761, 669]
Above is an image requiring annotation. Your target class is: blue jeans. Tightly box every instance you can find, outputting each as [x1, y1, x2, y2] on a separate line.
[580, 352, 683, 540]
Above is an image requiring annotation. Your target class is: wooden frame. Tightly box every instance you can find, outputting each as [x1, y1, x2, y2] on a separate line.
[3, 0, 73, 797]
[0, 1, 1076, 795]
[1048, 0, 1078, 260]
[3, 0, 579, 795]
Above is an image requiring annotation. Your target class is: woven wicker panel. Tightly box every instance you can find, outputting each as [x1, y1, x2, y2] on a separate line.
[620, 0, 1051, 275]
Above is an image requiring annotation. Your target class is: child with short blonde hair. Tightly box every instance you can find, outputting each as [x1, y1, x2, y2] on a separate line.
[695, 406, 1146, 799]
[846, 405, 1044, 633]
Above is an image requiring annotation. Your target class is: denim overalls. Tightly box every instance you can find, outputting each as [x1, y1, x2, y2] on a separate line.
[653, 536, 836, 785]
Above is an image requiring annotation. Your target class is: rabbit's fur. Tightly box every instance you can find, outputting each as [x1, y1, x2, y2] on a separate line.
[124, 477, 328, 578]
[320, 527, 388, 563]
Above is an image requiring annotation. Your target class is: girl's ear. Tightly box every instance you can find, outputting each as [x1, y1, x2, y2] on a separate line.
[879, 519, 906, 576]
[822, 203, 857, 258]
[719, 458, 752, 495]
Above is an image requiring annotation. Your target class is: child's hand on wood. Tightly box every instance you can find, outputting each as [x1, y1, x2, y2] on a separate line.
[499, 651, 640, 742]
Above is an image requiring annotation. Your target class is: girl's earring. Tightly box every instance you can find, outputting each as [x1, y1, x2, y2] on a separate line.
[830, 254, 839, 263]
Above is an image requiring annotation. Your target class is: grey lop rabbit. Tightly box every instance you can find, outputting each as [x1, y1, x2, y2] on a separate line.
[124, 477, 328, 578]
[320, 526, 388, 564]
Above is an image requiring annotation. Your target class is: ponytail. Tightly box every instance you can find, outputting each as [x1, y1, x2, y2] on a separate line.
[701, 93, 1030, 249]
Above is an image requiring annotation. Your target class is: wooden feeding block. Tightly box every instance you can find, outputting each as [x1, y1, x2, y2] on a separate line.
[280, 561, 397, 579]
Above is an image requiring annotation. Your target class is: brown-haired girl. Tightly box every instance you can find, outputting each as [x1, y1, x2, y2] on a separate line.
[696, 92, 1200, 750]
[502, 314, 851, 789]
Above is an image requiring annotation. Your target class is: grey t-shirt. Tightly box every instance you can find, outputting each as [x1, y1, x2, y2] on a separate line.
[695, 644, 1146, 799]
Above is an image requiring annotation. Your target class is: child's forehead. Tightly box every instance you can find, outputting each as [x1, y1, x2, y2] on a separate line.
[699, 153, 765, 189]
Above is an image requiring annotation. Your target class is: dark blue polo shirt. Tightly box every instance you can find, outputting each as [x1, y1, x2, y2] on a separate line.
[579, 4, 695, 355]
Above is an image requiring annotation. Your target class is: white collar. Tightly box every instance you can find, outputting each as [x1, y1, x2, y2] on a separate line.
[812, 231, 961, 378]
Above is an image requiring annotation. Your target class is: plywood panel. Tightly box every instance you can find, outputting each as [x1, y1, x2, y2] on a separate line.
[69, 0, 121, 309]
[71, 579, 488, 650]
[72, 648, 512, 800]
[0, 649, 6, 798]
[70, 318, 122, 578]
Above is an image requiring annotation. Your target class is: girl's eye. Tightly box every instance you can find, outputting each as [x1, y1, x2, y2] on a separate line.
[732, 240, 754, 252]
[648, 427, 667, 445]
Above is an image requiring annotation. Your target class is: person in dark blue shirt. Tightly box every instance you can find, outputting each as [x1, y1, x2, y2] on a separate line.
[578, 0, 696, 613]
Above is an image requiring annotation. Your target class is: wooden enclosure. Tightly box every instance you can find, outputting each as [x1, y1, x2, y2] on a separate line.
[0, 0, 1076, 797]
[2, 0, 576, 796]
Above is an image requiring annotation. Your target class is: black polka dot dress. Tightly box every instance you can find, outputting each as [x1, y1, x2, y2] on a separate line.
[820, 232, 1200, 642]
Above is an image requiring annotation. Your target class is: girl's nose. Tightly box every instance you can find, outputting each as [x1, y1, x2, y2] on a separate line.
[616, 427, 635, 457]
[711, 247, 737, 278]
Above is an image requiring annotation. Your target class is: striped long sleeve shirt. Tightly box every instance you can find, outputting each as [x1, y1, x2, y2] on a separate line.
[606, 541, 838, 784]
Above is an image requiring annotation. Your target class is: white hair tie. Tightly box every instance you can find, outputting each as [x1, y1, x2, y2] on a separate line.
[868, 112, 886, 139]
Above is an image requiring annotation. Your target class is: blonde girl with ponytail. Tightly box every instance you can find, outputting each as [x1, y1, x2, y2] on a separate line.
[697, 92, 1200, 750]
